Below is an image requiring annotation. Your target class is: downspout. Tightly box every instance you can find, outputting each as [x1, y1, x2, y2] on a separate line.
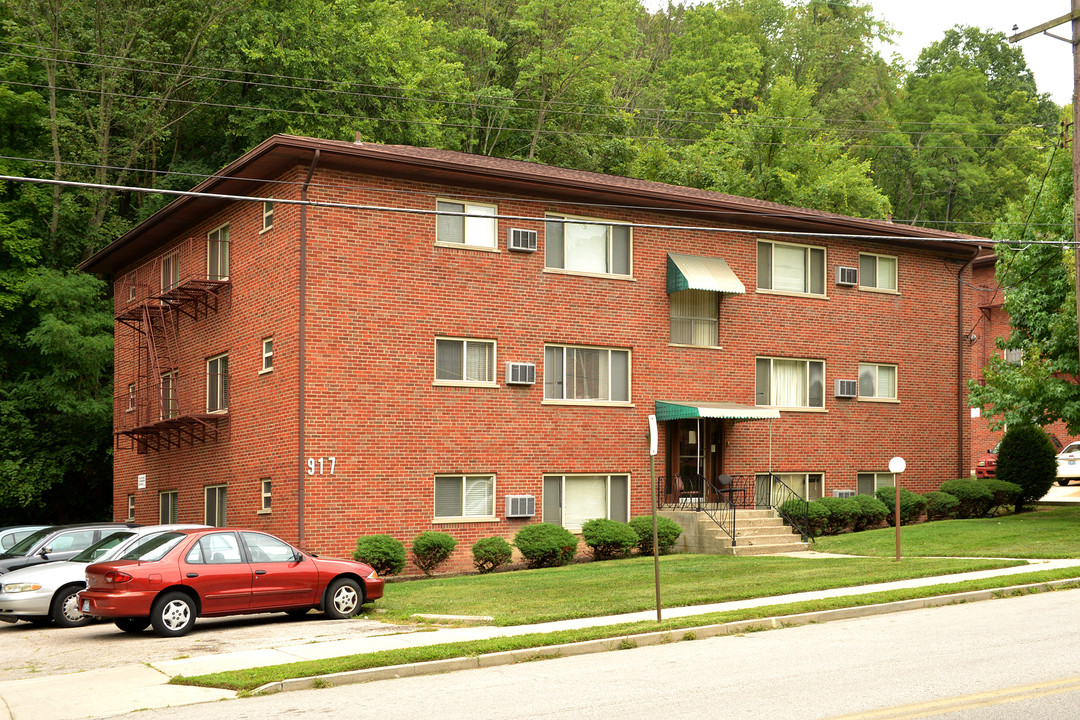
[298, 149, 320, 547]
[957, 246, 981, 479]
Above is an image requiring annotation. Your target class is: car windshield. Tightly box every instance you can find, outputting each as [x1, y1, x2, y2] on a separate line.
[2, 528, 51, 557]
[1062, 443, 1080, 455]
[120, 532, 185, 561]
[72, 531, 136, 563]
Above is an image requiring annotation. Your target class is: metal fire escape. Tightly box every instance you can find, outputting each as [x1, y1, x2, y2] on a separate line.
[115, 269, 231, 454]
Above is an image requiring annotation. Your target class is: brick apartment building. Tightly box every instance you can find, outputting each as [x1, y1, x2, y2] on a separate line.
[81, 134, 990, 568]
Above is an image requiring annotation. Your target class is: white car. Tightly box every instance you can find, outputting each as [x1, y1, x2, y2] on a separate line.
[1056, 442, 1080, 486]
[0, 524, 206, 627]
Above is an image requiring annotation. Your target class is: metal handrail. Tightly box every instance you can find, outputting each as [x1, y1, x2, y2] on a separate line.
[759, 473, 813, 541]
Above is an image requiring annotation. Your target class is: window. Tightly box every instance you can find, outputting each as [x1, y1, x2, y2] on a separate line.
[262, 201, 273, 231]
[436, 200, 497, 248]
[260, 479, 272, 513]
[126, 275, 137, 302]
[159, 491, 178, 524]
[161, 251, 179, 292]
[261, 337, 274, 373]
[126, 495, 135, 522]
[757, 241, 825, 296]
[543, 474, 629, 531]
[185, 532, 242, 564]
[434, 474, 495, 520]
[544, 345, 630, 403]
[755, 472, 824, 505]
[545, 214, 631, 277]
[755, 357, 824, 409]
[435, 338, 495, 385]
[1004, 348, 1023, 365]
[241, 532, 296, 562]
[207, 353, 229, 412]
[47, 530, 96, 553]
[160, 370, 178, 419]
[857, 472, 894, 496]
[127, 383, 136, 412]
[858, 363, 897, 400]
[207, 224, 230, 281]
[670, 289, 718, 346]
[205, 485, 227, 527]
[859, 253, 897, 292]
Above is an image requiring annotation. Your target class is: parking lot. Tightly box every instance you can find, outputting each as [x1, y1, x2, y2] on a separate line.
[0, 612, 396, 681]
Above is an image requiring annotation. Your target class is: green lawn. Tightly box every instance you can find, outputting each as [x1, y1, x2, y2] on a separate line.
[371, 554, 1021, 625]
[814, 506, 1080, 558]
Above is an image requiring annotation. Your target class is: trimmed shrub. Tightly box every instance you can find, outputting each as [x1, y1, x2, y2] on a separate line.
[875, 486, 927, 526]
[514, 523, 578, 569]
[816, 497, 859, 535]
[923, 491, 959, 521]
[352, 534, 406, 576]
[982, 479, 1022, 515]
[410, 531, 457, 576]
[852, 495, 890, 531]
[471, 536, 513, 574]
[939, 479, 993, 519]
[581, 518, 638, 560]
[778, 498, 828, 537]
[628, 515, 682, 555]
[996, 424, 1058, 511]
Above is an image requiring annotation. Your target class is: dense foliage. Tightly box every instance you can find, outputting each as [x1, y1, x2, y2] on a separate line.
[513, 523, 578, 568]
[410, 531, 458, 576]
[471, 536, 514, 573]
[580, 518, 638, 560]
[352, 534, 407, 576]
[627, 515, 682, 554]
[875, 486, 927, 526]
[995, 424, 1058, 511]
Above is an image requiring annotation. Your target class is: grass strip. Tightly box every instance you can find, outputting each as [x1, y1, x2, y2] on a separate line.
[171, 566, 1080, 692]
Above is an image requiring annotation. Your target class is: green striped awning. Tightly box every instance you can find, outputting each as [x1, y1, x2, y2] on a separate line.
[666, 253, 745, 295]
[654, 401, 780, 423]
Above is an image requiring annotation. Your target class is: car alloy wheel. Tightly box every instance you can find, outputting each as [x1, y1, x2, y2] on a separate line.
[325, 578, 363, 619]
[150, 592, 196, 637]
[51, 585, 90, 628]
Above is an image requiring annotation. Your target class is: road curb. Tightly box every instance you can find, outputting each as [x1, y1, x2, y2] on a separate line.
[250, 576, 1080, 695]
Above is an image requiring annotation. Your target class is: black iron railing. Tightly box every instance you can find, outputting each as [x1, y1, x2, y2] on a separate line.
[756, 473, 813, 541]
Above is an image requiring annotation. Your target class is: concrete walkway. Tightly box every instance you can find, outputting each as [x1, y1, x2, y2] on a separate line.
[3, 556, 1080, 720]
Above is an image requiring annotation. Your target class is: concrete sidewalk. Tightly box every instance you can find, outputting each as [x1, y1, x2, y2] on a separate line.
[2, 557, 1080, 720]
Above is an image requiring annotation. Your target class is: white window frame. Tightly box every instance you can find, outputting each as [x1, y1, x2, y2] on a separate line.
[261, 200, 274, 232]
[126, 495, 135, 522]
[127, 382, 136, 412]
[205, 484, 227, 527]
[858, 362, 898, 402]
[434, 337, 497, 387]
[160, 370, 178, 420]
[544, 213, 632, 278]
[161, 250, 180, 292]
[206, 352, 229, 413]
[756, 240, 826, 297]
[1004, 348, 1023, 365]
[260, 337, 274, 374]
[857, 471, 894, 496]
[755, 472, 825, 504]
[125, 272, 137, 301]
[542, 474, 630, 531]
[669, 289, 718, 347]
[433, 474, 496, 522]
[543, 344, 631, 406]
[755, 357, 825, 410]
[435, 199, 498, 250]
[207, 224, 230, 281]
[859, 252, 898, 293]
[259, 478, 272, 513]
[159, 490, 178, 524]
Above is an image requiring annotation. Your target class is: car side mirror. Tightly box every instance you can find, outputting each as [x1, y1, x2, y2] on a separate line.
[40, 547, 52, 556]
[293, 552, 304, 563]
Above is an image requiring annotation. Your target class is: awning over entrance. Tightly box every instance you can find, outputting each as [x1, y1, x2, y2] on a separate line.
[666, 253, 746, 295]
[654, 400, 780, 423]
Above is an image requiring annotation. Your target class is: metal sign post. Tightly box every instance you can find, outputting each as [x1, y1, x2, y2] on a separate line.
[649, 414, 661, 622]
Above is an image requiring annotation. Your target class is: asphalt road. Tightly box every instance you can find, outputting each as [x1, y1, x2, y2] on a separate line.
[94, 588, 1080, 720]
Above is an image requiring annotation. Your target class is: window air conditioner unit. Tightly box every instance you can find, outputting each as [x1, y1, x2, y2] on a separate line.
[505, 495, 536, 518]
[834, 379, 857, 398]
[508, 228, 538, 252]
[505, 362, 536, 385]
[836, 266, 858, 286]
[833, 490, 856, 499]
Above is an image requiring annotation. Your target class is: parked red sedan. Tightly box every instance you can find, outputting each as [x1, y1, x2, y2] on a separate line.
[78, 528, 384, 637]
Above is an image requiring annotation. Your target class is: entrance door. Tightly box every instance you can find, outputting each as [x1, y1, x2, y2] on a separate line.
[667, 418, 723, 499]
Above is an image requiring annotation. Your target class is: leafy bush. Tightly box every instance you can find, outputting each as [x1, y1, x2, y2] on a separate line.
[410, 531, 457, 576]
[815, 497, 859, 535]
[778, 498, 828, 537]
[939, 479, 993, 519]
[513, 523, 578, 568]
[471, 536, 513, 574]
[628, 515, 682, 555]
[851, 495, 890, 531]
[875, 486, 927, 526]
[581, 518, 638, 560]
[352, 534, 406, 576]
[996, 424, 1057, 511]
[922, 491, 959, 521]
[982, 479, 1022, 515]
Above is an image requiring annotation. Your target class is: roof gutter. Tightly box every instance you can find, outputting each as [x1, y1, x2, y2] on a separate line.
[298, 149, 319, 548]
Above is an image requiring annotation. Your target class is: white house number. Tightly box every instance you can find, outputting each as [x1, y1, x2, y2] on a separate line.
[306, 457, 337, 476]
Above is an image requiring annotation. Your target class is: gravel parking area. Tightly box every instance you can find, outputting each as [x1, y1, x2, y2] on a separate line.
[0, 611, 400, 681]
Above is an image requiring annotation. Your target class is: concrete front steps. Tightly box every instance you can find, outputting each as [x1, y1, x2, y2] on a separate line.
[661, 508, 809, 556]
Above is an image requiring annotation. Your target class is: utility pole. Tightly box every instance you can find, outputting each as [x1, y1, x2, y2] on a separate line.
[1009, 4, 1080, 363]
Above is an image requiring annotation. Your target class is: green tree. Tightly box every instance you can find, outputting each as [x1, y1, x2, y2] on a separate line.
[995, 424, 1057, 511]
